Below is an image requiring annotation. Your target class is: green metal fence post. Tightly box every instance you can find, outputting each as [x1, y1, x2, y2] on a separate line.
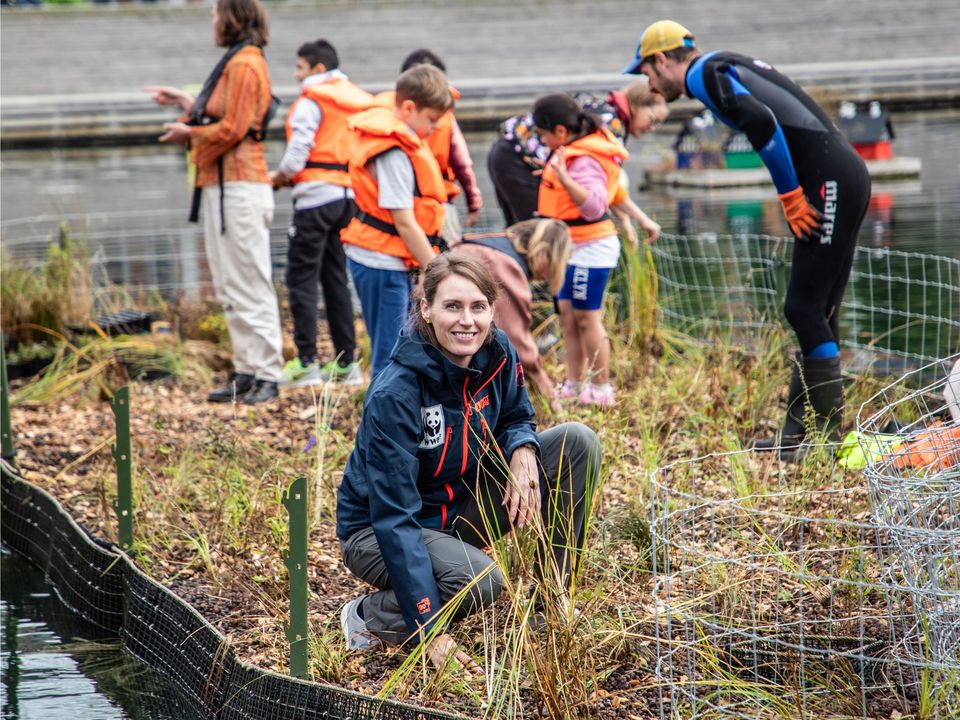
[283, 475, 309, 679]
[110, 386, 133, 552]
[1, 343, 15, 467]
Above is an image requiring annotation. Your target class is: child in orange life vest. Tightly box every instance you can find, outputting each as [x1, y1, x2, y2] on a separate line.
[374, 49, 482, 248]
[270, 39, 374, 387]
[340, 64, 454, 378]
[533, 94, 628, 407]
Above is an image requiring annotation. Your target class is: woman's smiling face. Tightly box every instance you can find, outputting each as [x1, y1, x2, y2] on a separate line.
[420, 273, 494, 368]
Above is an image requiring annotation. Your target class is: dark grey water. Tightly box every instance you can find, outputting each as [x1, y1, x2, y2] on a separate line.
[0, 550, 188, 720]
[1, 108, 957, 367]
[2, 109, 958, 279]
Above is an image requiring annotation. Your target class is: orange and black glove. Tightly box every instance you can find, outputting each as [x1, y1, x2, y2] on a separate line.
[778, 187, 823, 243]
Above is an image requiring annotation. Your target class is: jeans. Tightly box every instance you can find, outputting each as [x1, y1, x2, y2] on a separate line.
[346, 258, 413, 379]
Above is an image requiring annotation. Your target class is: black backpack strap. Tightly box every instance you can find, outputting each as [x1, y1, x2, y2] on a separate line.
[246, 93, 281, 142]
[356, 211, 446, 252]
[305, 161, 349, 171]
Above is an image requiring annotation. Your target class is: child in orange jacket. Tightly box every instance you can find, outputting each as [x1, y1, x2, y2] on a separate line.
[375, 49, 483, 247]
[340, 65, 454, 378]
[534, 94, 628, 407]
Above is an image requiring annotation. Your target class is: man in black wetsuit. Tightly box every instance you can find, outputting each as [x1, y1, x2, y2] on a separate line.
[623, 20, 871, 458]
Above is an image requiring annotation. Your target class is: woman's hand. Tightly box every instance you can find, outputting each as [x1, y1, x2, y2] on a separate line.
[503, 445, 541, 527]
[464, 209, 481, 227]
[159, 122, 191, 145]
[144, 85, 195, 113]
[426, 633, 483, 678]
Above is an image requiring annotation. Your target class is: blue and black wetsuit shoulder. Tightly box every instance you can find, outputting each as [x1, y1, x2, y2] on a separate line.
[684, 51, 857, 194]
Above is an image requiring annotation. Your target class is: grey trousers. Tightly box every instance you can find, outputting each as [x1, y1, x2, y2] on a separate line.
[339, 422, 601, 645]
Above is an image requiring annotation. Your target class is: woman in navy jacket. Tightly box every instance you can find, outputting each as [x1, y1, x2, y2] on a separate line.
[336, 251, 601, 676]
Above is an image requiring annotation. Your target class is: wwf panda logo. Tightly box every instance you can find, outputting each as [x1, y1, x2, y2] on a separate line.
[419, 404, 445, 449]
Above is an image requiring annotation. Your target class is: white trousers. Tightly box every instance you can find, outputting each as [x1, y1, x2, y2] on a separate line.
[202, 182, 284, 382]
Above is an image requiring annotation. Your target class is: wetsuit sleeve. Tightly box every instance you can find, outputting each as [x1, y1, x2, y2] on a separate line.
[365, 389, 447, 638]
[493, 339, 540, 459]
[697, 60, 799, 194]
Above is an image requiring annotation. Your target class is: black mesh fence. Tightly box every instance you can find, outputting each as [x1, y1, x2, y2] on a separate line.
[0, 466, 466, 720]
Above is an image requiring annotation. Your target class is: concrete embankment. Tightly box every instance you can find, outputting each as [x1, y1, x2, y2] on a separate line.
[4, 57, 959, 149]
[2, 0, 960, 148]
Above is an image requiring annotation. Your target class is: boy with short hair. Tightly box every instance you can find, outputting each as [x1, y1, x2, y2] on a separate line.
[375, 49, 482, 247]
[340, 64, 454, 378]
[271, 39, 373, 386]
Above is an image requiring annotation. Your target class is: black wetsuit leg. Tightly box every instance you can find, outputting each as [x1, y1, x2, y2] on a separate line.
[782, 144, 871, 354]
[487, 137, 540, 226]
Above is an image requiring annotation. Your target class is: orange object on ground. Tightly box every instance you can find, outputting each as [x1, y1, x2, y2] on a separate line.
[892, 421, 960, 471]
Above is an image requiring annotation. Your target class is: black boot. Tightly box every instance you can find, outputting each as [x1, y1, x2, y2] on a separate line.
[800, 354, 844, 443]
[243, 378, 279, 405]
[207, 373, 255, 403]
[753, 353, 806, 452]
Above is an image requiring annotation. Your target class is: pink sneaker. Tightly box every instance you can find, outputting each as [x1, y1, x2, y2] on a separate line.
[556, 380, 581, 400]
[579, 383, 616, 407]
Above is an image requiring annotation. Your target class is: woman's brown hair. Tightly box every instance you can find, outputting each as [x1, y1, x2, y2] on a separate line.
[216, 0, 269, 48]
[413, 253, 499, 347]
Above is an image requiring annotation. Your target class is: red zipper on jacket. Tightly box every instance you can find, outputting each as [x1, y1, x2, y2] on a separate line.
[439, 482, 455, 529]
[433, 426, 453, 477]
[461, 359, 507, 474]
[460, 377, 471, 474]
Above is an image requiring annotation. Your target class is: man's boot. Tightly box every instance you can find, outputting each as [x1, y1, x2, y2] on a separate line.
[800, 354, 844, 444]
[752, 353, 806, 454]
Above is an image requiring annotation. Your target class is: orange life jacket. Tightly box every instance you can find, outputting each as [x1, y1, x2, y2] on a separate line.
[374, 87, 462, 200]
[287, 78, 375, 187]
[340, 106, 447, 267]
[537, 128, 629, 243]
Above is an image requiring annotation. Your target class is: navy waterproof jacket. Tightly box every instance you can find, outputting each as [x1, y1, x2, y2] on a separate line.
[336, 327, 538, 637]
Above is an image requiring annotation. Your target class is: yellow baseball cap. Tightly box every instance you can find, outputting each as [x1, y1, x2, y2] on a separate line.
[622, 20, 696, 74]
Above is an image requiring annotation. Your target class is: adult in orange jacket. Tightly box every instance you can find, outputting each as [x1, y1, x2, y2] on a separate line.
[147, 0, 284, 405]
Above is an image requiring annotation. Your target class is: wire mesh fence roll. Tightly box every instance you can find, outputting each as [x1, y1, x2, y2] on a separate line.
[649, 233, 960, 374]
[649, 449, 958, 719]
[857, 353, 960, 672]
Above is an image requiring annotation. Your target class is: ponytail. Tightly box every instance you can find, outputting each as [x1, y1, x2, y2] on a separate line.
[578, 110, 601, 136]
[532, 93, 600, 141]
